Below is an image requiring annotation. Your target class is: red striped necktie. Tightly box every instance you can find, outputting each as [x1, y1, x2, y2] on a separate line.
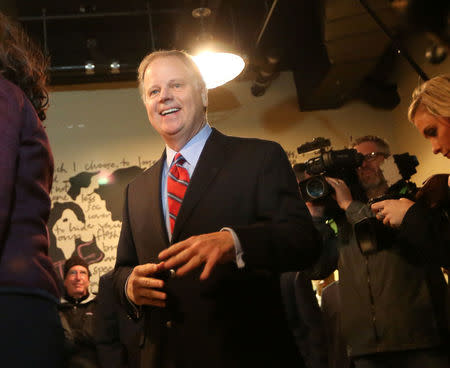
[167, 153, 190, 233]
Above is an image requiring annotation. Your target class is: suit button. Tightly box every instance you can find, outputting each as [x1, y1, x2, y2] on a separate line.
[166, 320, 172, 328]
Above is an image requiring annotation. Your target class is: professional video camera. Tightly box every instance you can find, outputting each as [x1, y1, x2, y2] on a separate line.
[296, 137, 364, 202]
[367, 153, 420, 205]
[355, 153, 419, 255]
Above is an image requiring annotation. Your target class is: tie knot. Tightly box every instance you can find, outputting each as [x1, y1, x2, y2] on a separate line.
[173, 153, 186, 166]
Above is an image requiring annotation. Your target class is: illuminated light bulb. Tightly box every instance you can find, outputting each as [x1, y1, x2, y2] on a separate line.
[192, 51, 245, 89]
[85, 62, 95, 75]
[110, 61, 120, 74]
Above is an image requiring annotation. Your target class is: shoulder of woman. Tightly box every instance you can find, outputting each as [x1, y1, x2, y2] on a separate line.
[0, 75, 25, 110]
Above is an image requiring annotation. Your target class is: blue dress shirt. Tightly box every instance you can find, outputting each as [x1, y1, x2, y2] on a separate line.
[161, 123, 212, 239]
[161, 123, 244, 267]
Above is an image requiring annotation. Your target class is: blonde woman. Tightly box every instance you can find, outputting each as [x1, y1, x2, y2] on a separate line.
[371, 75, 450, 266]
[409, 74, 450, 159]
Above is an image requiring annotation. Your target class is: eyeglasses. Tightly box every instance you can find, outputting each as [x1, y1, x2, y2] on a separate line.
[67, 269, 88, 278]
[363, 152, 389, 162]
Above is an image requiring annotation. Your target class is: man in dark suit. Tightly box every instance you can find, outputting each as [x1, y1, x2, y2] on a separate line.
[95, 270, 143, 368]
[113, 50, 321, 368]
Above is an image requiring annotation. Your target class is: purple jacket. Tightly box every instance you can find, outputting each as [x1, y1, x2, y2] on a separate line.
[0, 76, 59, 302]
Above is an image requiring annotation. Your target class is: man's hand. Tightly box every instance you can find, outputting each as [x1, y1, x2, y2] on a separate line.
[371, 198, 415, 227]
[158, 231, 235, 280]
[326, 177, 353, 210]
[126, 263, 167, 307]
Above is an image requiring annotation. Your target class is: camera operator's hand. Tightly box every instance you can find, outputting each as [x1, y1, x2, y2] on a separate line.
[371, 198, 415, 227]
[326, 177, 353, 211]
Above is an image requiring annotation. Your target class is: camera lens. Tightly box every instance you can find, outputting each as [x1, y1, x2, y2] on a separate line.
[306, 178, 325, 199]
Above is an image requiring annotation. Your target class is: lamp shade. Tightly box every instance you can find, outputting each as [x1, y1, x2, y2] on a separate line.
[192, 51, 245, 89]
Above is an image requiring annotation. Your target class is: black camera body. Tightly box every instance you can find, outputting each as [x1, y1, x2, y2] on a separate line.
[297, 138, 364, 202]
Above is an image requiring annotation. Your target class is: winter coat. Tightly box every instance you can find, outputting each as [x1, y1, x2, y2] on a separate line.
[308, 200, 448, 357]
[59, 293, 99, 368]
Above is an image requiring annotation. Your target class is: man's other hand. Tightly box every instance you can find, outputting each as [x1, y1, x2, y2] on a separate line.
[158, 231, 235, 280]
[127, 263, 167, 307]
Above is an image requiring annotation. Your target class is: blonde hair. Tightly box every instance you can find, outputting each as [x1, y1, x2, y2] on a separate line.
[408, 74, 450, 123]
[137, 50, 206, 102]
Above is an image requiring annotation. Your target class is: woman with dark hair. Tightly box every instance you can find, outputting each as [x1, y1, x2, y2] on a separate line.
[0, 12, 64, 367]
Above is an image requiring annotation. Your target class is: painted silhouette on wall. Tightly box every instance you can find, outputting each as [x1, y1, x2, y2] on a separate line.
[49, 201, 104, 282]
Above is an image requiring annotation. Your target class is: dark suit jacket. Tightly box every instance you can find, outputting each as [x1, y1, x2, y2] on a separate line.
[95, 271, 143, 368]
[113, 128, 320, 368]
[280, 272, 328, 368]
[321, 281, 352, 368]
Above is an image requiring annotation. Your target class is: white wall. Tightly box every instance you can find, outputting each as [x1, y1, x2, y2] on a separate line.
[47, 71, 397, 168]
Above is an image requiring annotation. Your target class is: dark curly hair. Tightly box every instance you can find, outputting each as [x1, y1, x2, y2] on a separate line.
[0, 12, 49, 121]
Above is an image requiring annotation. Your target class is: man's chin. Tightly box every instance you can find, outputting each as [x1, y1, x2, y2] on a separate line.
[360, 177, 381, 190]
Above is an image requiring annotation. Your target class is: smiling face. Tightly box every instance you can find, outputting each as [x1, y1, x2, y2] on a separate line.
[64, 265, 89, 299]
[142, 55, 207, 151]
[413, 104, 450, 159]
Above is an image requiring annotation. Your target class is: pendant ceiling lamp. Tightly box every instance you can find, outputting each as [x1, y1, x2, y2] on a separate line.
[190, 7, 245, 89]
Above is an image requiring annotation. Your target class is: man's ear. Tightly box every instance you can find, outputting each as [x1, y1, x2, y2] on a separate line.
[201, 87, 208, 108]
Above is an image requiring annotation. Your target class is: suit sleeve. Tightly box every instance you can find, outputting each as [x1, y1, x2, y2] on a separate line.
[0, 85, 22, 246]
[233, 142, 321, 272]
[113, 185, 140, 317]
[95, 274, 127, 368]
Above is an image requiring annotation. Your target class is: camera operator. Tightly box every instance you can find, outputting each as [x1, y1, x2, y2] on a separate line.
[303, 135, 449, 368]
[294, 165, 350, 368]
[370, 75, 450, 266]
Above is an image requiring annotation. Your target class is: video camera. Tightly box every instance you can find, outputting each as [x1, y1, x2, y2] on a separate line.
[296, 137, 364, 202]
[355, 153, 419, 255]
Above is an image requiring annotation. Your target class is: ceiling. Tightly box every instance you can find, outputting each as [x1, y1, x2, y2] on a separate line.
[2, 0, 449, 110]
[6, 0, 277, 83]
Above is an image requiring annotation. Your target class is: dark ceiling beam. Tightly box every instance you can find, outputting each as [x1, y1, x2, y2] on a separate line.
[205, 0, 222, 26]
[255, 0, 278, 48]
[18, 8, 182, 21]
[359, 0, 429, 81]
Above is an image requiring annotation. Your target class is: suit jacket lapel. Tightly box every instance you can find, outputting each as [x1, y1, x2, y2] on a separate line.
[139, 152, 170, 261]
[172, 129, 227, 240]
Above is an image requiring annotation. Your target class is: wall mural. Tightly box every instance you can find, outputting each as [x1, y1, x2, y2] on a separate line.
[49, 150, 299, 293]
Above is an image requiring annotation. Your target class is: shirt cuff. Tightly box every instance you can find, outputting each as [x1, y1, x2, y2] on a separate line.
[221, 227, 245, 268]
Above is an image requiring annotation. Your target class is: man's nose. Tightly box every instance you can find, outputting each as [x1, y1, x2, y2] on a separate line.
[159, 87, 172, 102]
